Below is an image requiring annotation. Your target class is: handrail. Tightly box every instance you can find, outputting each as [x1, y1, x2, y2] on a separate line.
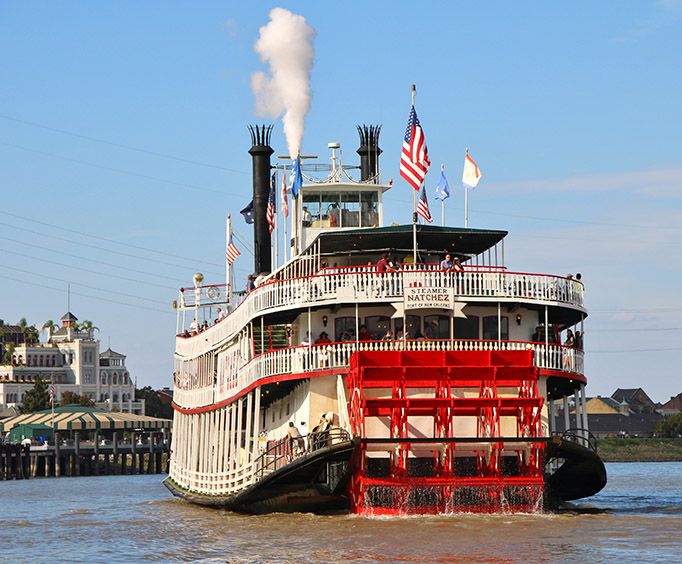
[176, 268, 585, 356]
[253, 428, 352, 481]
[173, 339, 585, 409]
[552, 428, 598, 452]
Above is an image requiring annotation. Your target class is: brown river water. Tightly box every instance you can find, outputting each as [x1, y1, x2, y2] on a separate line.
[1, 462, 680, 563]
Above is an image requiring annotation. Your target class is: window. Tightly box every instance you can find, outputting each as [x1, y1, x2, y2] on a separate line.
[360, 192, 379, 227]
[424, 315, 450, 339]
[364, 315, 391, 340]
[394, 316, 421, 339]
[340, 192, 360, 227]
[454, 316, 479, 339]
[335, 317, 356, 341]
[483, 316, 509, 341]
[302, 192, 321, 226]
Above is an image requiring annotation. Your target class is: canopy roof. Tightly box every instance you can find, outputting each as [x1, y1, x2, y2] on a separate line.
[314, 225, 507, 259]
[0, 405, 171, 432]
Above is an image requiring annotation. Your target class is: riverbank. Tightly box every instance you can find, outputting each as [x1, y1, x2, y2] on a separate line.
[597, 438, 682, 462]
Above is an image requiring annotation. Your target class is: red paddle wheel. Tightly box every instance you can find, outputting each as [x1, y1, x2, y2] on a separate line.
[347, 349, 545, 515]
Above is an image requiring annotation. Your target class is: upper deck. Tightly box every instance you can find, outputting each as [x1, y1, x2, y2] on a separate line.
[174, 260, 584, 360]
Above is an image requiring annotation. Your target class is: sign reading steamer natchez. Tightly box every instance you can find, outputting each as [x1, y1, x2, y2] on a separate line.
[404, 286, 455, 310]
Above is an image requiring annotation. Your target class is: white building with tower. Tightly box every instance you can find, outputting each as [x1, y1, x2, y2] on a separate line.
[0, 312, 144, 414]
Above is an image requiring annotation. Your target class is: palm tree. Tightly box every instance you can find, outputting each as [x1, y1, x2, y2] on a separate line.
[17, 317, 28, 344]
[42, 320, 56, 343]
[80, 320, 99, 338]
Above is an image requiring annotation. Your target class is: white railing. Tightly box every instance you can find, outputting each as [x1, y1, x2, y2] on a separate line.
[176, 269, 584, 358]
[173, 339, 584, 409]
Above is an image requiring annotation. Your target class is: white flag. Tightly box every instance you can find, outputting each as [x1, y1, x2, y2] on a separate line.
[462, 151, 482, 189]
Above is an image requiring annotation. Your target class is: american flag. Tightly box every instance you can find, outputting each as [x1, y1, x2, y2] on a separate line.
[49, 382, 55, 406]
[400, 106, 431, 190]
[417, 186, 433, 223]
[266, 172, 276, 234]
[281, 165, 289, 218]
[226, 214, 241, 264]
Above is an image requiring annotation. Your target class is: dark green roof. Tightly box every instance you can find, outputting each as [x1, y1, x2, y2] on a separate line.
[315, 224, 507, 259]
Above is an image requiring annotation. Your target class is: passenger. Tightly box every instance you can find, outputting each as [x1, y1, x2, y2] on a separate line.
[201, 320, 209, 332]
[287, 422, 305, 457]
[425, 320, 439, 339]
[395, 329, 404, 340]
[440, 254, 454, 271]
[382, 329, 393, 341]
[302, 206, 312, 226]
[315, 332, 332, 345]
[255, 272, 268, 287]
[452, 257, 464, 272]
[359, 325, 372, 341]
[575, 330, 584, 351]
[300, 331, 312, 347]
[562, 329, 575, 370]
[413, 330, 426, 341]
[189, 318, 198, 335]
[246, 275, 256, 293]
[376, 253, 396, 273]
[341, 330, 355, 342]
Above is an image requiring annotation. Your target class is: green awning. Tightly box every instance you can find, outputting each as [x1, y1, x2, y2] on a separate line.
[315, 224, 507, 259]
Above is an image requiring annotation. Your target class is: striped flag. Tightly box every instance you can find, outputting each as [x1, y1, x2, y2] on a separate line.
[226, 213, 241, 264]
[266, 172, 276, 234]
[281, 165, 289, 218]
[49, 382, 55, 406]
[400, 106, 431, 190]
[417, 186, 433, 223]
[462, 150, 482, 189]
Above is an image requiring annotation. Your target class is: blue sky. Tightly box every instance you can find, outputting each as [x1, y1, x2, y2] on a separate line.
[1, 2, 681, 401]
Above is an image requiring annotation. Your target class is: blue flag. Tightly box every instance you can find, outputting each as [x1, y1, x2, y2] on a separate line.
[290, 156, 303, 198]
[240, 200, 254, 224]
[434, 168, 450, 201]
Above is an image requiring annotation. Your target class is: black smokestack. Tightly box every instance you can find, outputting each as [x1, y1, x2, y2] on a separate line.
[357, 125, 382, 182]
[248, 124, 274, 275]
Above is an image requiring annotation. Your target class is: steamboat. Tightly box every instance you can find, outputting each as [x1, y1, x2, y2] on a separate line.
[164, 124, 606, 515]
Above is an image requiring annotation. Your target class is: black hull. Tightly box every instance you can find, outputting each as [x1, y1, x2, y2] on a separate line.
[164, 439, 359, 514]
[544, 437, 608, 508]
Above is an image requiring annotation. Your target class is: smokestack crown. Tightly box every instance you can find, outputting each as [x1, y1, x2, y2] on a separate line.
[357, 124, 382, 182]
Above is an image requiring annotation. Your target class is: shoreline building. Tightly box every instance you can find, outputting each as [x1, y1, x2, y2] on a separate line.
[0, 312, 143, 414]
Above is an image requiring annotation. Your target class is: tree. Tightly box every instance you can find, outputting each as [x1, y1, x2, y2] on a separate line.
[20, 379, 51, 413]
[80, 320, 99, 338]
[2, 342, 15, 365]
[135, 386, 173, 419]
[657, 413, 682, 438]
[59, 391, 95, 408]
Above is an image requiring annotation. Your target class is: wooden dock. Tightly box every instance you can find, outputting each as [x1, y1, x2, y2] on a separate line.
[0, 431, 170, 480]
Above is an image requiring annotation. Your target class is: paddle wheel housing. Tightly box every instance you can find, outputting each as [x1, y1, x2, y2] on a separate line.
[347, 349, 545, 515]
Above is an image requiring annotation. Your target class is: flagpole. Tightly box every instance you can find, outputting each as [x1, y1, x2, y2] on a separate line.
[411, 84, 418, 264]
[275, 169, 279, 270]
[226, 213, 232, 310]
[464, 148, 469, 228]
[282, 164, 288, 264]
[440, 164, 445, 226]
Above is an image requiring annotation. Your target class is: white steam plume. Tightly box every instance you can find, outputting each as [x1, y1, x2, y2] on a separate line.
[250, 8, 316, 157]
